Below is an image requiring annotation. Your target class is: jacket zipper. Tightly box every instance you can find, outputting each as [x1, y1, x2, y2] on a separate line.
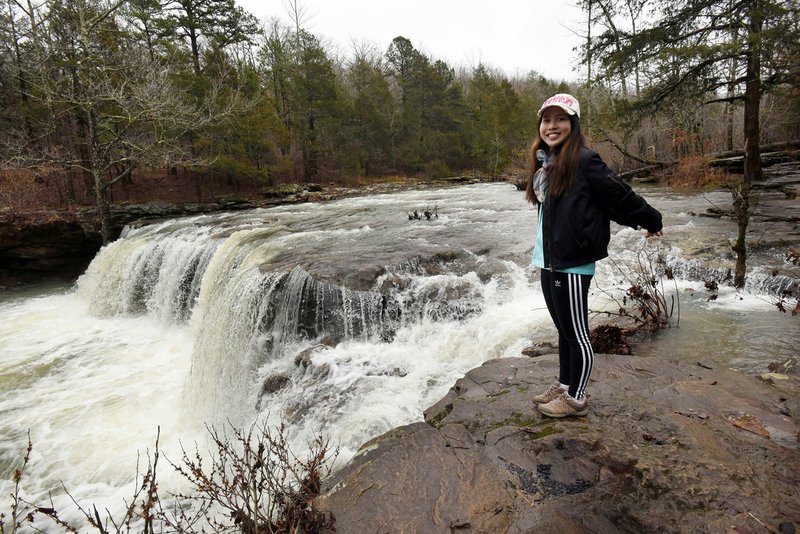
[545, 193, 553, 270]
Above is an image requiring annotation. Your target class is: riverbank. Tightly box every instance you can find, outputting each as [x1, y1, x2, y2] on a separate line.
[315, 352, 800, 533]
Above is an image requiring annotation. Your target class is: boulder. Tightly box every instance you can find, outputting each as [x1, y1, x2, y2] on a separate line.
[315, 354, 800, 533]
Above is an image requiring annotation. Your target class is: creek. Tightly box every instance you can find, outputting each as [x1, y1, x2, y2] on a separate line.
[0, 180, 798, 527]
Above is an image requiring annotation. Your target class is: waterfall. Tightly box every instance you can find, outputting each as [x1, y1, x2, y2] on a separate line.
[75, 212, 513, 428]
[78, 222, 221, 320]
[187, 261, 393, 425]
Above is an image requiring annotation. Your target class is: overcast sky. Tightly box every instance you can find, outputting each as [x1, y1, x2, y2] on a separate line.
[236, 0, 588, 82]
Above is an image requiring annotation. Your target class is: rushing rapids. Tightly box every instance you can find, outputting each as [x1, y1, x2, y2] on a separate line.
[1, 179, 798, 528]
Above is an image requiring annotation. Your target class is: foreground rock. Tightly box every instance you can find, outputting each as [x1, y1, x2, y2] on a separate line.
[315, 354, 799, 533]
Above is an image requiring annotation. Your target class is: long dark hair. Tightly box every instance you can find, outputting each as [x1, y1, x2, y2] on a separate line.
[525, 114, 585, 204]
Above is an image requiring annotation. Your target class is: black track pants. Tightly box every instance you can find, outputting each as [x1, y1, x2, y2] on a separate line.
[540, 269, 594, 400]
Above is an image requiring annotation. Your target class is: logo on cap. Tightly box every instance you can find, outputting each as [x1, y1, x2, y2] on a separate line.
[537, 93, 580, 118]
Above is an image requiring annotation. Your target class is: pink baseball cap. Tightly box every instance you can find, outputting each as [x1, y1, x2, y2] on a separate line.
[537, 93, 580, 119]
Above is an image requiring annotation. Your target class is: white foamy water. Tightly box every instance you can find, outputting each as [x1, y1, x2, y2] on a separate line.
[0, 182, 797, 530]
[0, 287, 202, 527]
[254, 262, 553, 460]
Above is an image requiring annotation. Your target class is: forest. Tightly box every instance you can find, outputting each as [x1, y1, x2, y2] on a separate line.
[0, 0, 798, 248]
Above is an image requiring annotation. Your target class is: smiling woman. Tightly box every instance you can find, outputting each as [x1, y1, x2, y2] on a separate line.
[525, 92, 663, 418]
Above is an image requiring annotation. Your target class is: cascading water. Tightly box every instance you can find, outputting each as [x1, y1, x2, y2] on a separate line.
[1, 180, 798, 529]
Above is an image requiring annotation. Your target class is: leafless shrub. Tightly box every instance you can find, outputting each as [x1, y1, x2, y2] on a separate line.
[666, 156, 727, 190]
[2, 430, 163, 534]
[0, 171, 47, 221]
[162, 421, 337, 534]
[594, 243, 678, 334]
[0, 433, 33, 534]
[773, 249, 799, 316]
[2, 423, 337, 534]
[406, 204, 439, 220]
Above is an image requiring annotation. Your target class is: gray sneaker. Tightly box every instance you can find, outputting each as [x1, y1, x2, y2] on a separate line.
[532, 382, 567, 405]
[538, 392, 589, 418]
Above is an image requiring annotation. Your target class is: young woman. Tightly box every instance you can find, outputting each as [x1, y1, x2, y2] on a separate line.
[527, 93, 663, 418]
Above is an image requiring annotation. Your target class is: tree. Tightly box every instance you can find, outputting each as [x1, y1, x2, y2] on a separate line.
[581, 0, 800, 287]
[385, 36, 471, 176]
[467, 65, 528, 177]
[257, 18, 294, 164]
[1, 0, 238, 242]
[120, 0, 165, 62]
[256, 18, 342, 182]
[160, 0, 258, 76]
[291, 30, 340, 181]
[338, 41, 393, 177]
[385, 36, 425, 171]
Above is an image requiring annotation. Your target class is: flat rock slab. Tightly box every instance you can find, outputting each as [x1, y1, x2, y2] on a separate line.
[315, 354, 800, 533]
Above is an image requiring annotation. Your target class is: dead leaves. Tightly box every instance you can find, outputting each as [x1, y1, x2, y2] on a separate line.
[729, 414, 771, 439]
[674, 408, 772, 440]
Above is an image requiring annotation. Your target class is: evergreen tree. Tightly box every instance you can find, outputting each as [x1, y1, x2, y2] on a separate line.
[385, 36, 471, 176]
[468, 65, 527, 177]
[339, 43, 393, 177]
[159, 0, 258, 76]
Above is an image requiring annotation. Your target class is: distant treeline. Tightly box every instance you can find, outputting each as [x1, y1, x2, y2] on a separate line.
[0, 0, 572, 189]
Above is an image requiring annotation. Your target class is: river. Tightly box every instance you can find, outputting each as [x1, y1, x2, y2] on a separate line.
[1, 180, 798, 528]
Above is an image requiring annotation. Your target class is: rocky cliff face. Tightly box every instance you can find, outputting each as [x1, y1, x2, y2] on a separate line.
[0, 218, 102, 286]
[315, 354, 799, 533]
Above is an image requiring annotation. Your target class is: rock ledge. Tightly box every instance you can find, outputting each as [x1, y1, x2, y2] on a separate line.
[316, 354, 799, 533]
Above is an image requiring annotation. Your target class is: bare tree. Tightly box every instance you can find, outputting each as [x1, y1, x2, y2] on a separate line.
[2, 0, 241, 242]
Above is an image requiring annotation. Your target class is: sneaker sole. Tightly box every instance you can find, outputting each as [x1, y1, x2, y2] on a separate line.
[538, 405, 589, 418]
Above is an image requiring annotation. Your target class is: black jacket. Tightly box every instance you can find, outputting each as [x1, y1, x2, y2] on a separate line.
[538, 148, 663, 270]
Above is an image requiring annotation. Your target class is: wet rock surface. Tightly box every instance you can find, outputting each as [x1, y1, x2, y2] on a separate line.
[315, 354, 799, 533]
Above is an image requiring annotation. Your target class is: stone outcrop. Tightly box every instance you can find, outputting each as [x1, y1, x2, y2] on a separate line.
[0, 218, 102, 286]
[315, 354, 799, 533]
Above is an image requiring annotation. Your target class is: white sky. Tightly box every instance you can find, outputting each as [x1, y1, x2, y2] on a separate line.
[235, 0, 588, 82]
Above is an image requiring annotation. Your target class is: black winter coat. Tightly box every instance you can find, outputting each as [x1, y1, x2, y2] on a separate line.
[538, 148, 663, 270]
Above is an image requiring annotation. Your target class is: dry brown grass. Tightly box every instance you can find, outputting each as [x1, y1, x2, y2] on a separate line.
[664, 156, 728, 190]
[0, 170, 49, 220]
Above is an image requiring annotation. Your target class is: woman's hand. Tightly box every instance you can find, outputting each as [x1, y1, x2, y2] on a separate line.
[645, 230, 663, 238]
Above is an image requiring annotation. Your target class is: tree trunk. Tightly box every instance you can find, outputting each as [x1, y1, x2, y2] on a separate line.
[85, 109, 114, 243]
[190, 27, 201, 76]
[585, 0, 593, 132]
[65, 167, 77, 204]
[732, 0, 763, 289]
[95, 171, 114, 244]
